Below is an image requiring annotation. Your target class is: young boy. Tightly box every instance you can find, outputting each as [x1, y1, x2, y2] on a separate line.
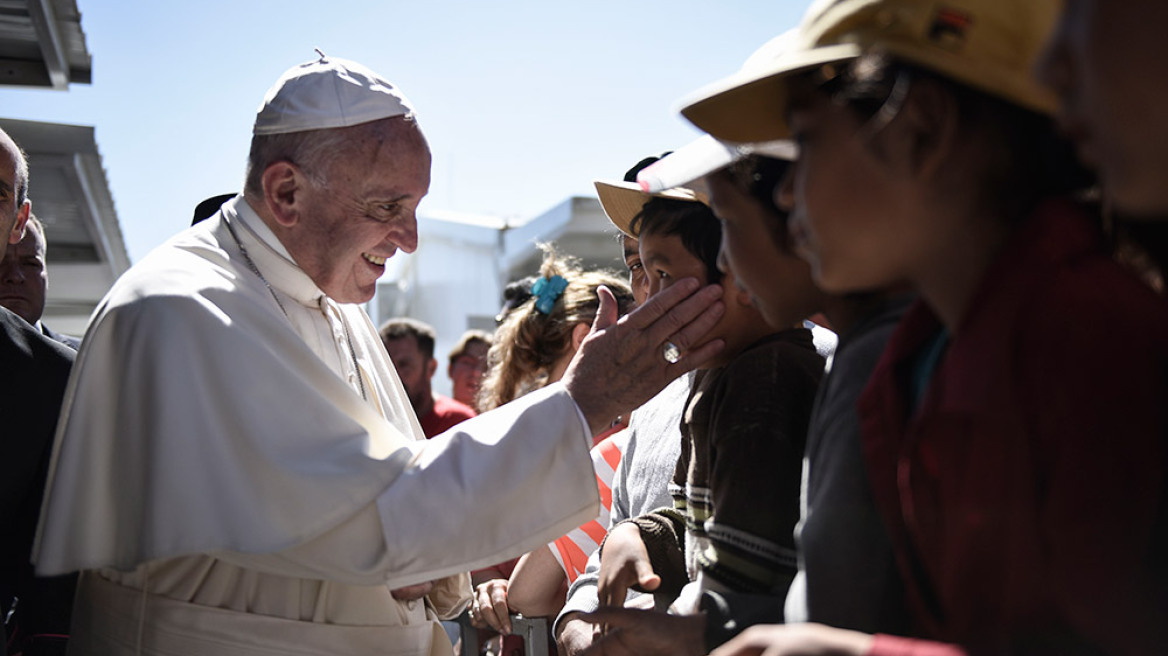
[592, 183, 824, 614]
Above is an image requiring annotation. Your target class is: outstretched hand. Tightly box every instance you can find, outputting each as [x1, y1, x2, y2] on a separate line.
[564, 278, 724, 434]
[597, 522, 659, 610]
[707, 623, 875, 656]
[578, 607, 705, 656]
[469, 578, 513, 634]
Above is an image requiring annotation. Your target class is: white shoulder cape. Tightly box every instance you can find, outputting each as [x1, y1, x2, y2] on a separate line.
[34, 217, 425, 575]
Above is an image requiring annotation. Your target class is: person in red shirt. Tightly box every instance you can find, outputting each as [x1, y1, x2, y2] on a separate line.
[380, 317, 476, 438]
[447, 330, 492, 410]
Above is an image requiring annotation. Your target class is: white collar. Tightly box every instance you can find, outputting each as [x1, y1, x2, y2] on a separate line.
[223, 196, 326, 308]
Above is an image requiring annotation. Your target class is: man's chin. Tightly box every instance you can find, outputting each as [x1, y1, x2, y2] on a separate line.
[0, 299, 34, 323]
[327, 285, 378, 305]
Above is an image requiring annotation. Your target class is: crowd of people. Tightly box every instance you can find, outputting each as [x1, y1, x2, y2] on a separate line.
[1, 0, 1166, 655]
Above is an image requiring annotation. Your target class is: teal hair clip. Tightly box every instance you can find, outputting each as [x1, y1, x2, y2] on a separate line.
[531, 275, 568, 314]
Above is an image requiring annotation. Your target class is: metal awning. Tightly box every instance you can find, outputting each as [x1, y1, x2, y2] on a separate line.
[0, 0, 90, 90]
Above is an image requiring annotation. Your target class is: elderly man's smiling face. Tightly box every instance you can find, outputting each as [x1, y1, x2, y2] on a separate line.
[284, 117, 430, 303]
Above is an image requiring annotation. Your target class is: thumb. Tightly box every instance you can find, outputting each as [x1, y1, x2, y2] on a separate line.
[636, 561, 661, 591]
[590, 285, 619, 333]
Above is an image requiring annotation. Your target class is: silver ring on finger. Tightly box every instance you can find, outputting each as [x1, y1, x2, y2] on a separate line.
[663, 340, 682, 364]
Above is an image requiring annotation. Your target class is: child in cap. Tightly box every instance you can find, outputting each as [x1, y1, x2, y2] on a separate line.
[592, 175, 824, 616]
[579, 151, 914, 655]
[705, 154, 914, 639]
[679, 1, 1168, 654]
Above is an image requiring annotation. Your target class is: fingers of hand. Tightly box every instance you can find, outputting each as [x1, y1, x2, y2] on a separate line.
[636, 562, 661, 591]
[608, 577, 629, 609]
[623, 277, 701, 332]
[707, 625, 782, 656]
[647, 286, 725, 352]
[489, 583, 512, 634]
[473, 580, 511, 633]
[667, 337, 725, 374]
[469, 598, 487, 628]
[591, 286, 619, 333]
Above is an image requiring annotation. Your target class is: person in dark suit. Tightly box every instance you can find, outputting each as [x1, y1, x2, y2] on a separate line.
[0, 214, 81, 351]
[0, 127, 76, 656]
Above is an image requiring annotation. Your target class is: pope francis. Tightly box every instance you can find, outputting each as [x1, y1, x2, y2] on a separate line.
[32, 55, 725, 656]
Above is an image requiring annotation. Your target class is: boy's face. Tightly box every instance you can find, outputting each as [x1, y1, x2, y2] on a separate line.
[620, 234, 649, 307]
[778, 89, 925, 293]
[639, 229, 769, 367]
[706, 171, 821, 330]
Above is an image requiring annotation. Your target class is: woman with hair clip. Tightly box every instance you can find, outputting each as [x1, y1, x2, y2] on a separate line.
[645, 1, 1168, 655]
[468, 246, 635, 653]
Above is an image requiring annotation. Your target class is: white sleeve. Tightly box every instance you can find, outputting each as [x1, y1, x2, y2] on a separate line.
[217, 384, 599, 588]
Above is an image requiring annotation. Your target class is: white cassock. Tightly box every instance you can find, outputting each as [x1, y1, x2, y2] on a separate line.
[33, 196, 599, 656]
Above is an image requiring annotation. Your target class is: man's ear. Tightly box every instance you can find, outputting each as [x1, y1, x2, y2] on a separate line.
[425, 357, 438, 380]
[8, 200, 29, 245]
[887, 79, 961, 181]
[261, 161, 306, 228]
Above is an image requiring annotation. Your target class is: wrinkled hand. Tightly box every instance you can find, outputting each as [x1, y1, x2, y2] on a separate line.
[556, 612, 599, 656]
[469, 578, 513, 634]
[564, 278, 724, 434]
[707, 623, 874, 656]
[578, 607, 705, 656]
[390, 580, 434, 601]
[597, 523, 659, 610]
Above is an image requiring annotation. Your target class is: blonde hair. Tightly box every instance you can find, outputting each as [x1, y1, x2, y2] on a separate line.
[477, 245, 634, 411]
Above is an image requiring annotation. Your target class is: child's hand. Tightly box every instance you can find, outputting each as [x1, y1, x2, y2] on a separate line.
[469, 578, 512, 634]
[597, 522, 660, 610]
[708, 624, 875, 656]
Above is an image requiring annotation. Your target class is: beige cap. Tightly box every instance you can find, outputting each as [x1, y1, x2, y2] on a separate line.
[594, 180, 708, 238]
[254, 52, 415, 136]
[680, 0, 1061, 142]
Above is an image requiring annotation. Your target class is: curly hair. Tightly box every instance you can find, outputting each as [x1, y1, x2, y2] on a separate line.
[477, 245, 634, 411]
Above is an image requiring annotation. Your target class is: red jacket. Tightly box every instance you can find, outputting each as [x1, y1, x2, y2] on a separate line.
[859, 200, 1168, 655]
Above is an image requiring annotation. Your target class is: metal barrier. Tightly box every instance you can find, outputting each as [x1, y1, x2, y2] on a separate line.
[456, 610, 549, 656]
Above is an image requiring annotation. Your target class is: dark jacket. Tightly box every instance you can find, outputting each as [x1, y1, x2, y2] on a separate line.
[1, 308, 75, 655]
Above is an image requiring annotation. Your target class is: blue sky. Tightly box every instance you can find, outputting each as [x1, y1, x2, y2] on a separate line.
[1, 1, 801, 261]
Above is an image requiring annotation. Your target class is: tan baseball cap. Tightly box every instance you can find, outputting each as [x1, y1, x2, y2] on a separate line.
[594, 180, 708, 238]
[680, 0, 1062, 142]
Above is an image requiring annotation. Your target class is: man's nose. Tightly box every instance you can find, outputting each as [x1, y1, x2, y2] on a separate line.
[393, 214, 418, 254]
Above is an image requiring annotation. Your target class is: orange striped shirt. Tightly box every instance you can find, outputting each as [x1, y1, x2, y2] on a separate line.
[550, 430, 629, 582]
